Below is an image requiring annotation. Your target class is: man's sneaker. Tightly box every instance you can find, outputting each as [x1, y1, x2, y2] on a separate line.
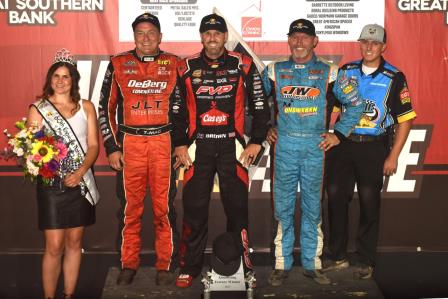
[268, 269, 289, 286]
[176, 274, 194, 288]
[116, 268, 136, 285]
[322, 258, 350, 272]
[303, 269, 331, 285]
[353, 265, 374, 280]
[156, 270, 175, 286]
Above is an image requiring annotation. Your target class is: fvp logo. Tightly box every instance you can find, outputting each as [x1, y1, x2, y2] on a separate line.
[196, 85, 233, 95]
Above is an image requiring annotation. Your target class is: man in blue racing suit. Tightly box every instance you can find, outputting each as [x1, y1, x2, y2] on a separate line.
[263, 19, 365, 286]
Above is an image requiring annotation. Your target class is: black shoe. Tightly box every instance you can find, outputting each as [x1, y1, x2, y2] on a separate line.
[156, 270, 175, 286]
[268, 269, 289, 286]
[322, 258, 350, 272]
[353, 265, 373, 280]
[117, 268, 137, 285]
[303, 269, 331, 285]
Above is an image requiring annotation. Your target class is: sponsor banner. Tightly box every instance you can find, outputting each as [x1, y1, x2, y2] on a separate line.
[305, 0, 384, 39]
[397, 0, 448, 24]
[0, 0, 104, 25]
[118, 0, 383, 42]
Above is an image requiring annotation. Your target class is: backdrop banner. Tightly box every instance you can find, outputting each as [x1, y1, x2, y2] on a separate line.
[0, 0, 447, 252]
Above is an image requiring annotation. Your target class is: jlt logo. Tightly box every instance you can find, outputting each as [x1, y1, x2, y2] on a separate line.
[196, 85, 233, 95]
[131, 100, 163, 109]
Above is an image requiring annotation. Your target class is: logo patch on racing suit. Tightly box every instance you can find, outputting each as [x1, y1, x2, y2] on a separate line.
[284, 106, 318, 117]
[192, 78, 202, 84]
[128, 79, 168, 94]
[309, 69, 324, 75]
[124, 60, 137, 66]
[196, 85, 233, 95]
[157, 59, 171, 65]
[200, 101, 229, 126]
[124, 69, 137, 75]
[280, 86, 320, 100]
[192, 69, 202, 77]
[343, 84, 354, 94]
[356, 99, 379, 128]
[400, 87, 411, 104]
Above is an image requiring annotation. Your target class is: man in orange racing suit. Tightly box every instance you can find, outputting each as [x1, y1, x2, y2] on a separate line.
[98, 13, 179, 286]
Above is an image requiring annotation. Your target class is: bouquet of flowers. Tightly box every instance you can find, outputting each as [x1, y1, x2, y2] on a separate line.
[2, 118, 69, 185]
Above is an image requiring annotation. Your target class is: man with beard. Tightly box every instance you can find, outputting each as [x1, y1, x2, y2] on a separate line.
[171, 13, 270, 288]
[323, 24, 416, 280]
[263, 19, 365, 286]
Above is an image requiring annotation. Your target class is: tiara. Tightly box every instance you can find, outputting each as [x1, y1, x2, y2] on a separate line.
[53, 48, 76, 66]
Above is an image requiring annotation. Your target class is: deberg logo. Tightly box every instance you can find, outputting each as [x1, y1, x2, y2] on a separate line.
[0, 0, 104, 25]
[397, 0, 448, 25]
[241, 17, 262, 38]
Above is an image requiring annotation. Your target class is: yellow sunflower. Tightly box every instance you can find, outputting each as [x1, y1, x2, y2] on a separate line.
[31, 141, 55, 163]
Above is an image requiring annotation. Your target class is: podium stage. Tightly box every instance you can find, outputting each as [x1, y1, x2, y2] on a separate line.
[102, 266, 384, 299]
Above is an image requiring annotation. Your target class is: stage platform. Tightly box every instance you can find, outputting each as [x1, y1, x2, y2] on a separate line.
[102, 266, 384, 299]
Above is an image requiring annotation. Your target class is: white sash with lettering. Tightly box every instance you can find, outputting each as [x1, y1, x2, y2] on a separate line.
[34, 99, 100, 206]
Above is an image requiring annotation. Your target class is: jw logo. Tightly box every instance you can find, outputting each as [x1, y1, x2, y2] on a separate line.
[281, 86, 320, 100]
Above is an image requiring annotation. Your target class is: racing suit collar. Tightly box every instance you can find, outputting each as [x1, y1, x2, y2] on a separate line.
[289, 53, 318, 68]
[201, 49, 227, 68]
[359, 56, 386, 78]
[132, 49, 162, 62]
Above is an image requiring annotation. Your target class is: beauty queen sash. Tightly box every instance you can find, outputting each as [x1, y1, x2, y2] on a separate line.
[33, 99, 100, 206]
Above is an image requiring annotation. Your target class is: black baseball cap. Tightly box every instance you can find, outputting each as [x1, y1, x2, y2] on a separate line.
[210, 232, 243, 276]
[199, 14, 227, 33]
[287, 19, 316, 36]
[132, 13, 161, 32]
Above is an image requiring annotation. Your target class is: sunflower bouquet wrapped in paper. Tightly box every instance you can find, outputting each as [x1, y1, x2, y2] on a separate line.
[2, 118, 69, 185]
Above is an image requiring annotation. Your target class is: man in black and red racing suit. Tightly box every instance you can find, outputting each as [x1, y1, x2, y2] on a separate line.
[171, 13, 270, 288]
[98, 13, 179, 286]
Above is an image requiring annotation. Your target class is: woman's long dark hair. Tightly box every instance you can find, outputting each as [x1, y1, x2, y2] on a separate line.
[38, 61, 82, 113]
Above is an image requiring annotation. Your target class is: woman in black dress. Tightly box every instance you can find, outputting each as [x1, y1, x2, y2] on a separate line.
[27, 51, 99, 299]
